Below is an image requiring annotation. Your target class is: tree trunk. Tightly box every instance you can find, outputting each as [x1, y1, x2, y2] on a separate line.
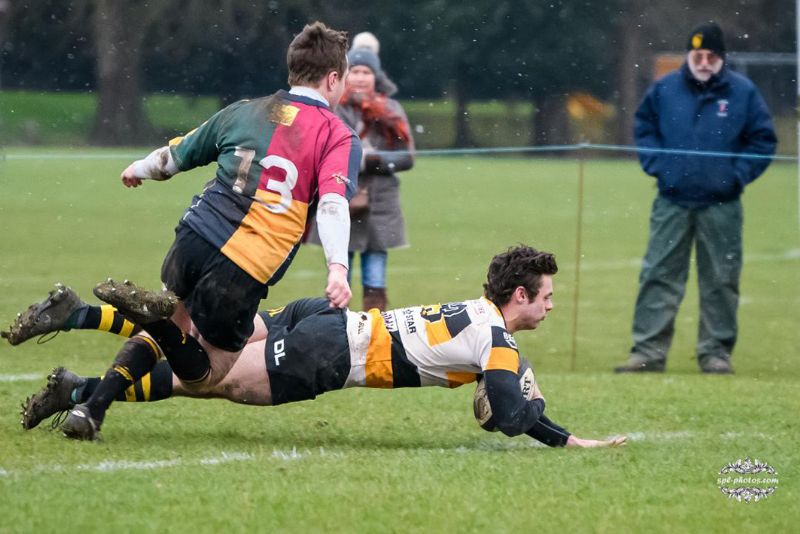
[453, 77, 474, 148]
[0, 0, 9, 89]
[89, 0, 152, 145]
[531, 94, 570, 146]
[615, 0, 645, 146]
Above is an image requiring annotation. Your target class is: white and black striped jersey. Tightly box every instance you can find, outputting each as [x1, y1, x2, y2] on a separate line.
[343, 297, 520, 389]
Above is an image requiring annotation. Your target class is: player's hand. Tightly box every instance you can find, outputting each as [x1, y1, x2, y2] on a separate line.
[121, 162, 143, 188]
[566, 435, 627, 448]
[326, 263, 351, 308]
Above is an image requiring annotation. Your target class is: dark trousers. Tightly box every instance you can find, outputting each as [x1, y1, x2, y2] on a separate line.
[630, 196, 742, 363]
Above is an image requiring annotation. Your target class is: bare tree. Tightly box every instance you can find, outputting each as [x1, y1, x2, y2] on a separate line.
[89, 0, 163, 145]
[0, 0, 9, 89]
[615, 0, 646, 145]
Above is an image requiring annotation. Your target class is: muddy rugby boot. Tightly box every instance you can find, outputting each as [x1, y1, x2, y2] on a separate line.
[20, 367, 85, 430]
[61, 403, 102, 441]
[93, 279, 178, 325]
[1, 284, 86, 345]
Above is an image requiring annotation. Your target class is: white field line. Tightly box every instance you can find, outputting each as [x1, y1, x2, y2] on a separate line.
[0, 448, 343, 479]
[0, 432, 773, 479]
[625, 431, 694, 442]
[444, 429, 773, 451]
[0, 451, 254, 478]
[0, 373, 44, 383]
[63, 451, 253, 473]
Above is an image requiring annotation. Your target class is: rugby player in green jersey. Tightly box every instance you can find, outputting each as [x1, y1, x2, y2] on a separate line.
[26, 22, 364, 440]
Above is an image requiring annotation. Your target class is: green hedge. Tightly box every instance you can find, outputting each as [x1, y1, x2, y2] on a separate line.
[1, 90, 796, 153]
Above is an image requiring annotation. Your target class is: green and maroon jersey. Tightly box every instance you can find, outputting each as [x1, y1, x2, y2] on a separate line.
[169, 90, 361, 284]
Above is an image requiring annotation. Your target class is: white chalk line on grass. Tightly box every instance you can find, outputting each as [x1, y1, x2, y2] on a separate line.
[0, 373, 43, 383]
[0, 451, 254, 478]
[626, 431, 694, 442]
[414, 429, 771, 453]
[0, 448, 343, 479]
[62, 451, 254, 474]
[0, 431, 773, 479]
[270, 446, 342, 461]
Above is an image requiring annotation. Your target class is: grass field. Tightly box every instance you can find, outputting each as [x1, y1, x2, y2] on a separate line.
[0, 150, 798, 532]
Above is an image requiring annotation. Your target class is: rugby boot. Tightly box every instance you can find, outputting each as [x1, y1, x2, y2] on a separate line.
[20, 367, 85, 430]
[1, 284, 86, 345]
[699, 356, 734, 375]
[93, 279, 178, 325]
[363, 287, 388, 312]
[613, 355, 665, 373]
[61, 403, 102, 441]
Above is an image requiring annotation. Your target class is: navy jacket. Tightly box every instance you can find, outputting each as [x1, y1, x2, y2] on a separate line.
[634, 63, 777, 208]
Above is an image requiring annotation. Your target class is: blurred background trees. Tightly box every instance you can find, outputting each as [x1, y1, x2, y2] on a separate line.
[0, 0, 795, 147]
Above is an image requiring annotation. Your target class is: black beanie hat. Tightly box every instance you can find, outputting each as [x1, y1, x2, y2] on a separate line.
[687, 22, 726, 58]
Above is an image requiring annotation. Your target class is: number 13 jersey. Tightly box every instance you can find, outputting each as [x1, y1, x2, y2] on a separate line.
[169, 90, 361, 285]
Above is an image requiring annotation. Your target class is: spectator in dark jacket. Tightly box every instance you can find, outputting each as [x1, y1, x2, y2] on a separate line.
[614, 22, 777, 375]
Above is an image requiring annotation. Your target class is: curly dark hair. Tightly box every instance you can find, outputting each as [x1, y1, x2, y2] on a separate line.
[287, 22, 349, 86]
[483, 246, 558, 306]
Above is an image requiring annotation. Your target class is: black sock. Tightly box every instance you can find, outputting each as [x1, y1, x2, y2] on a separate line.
[84, 336, 160, 423]
[66, 305, 141, 337]
[117, 360, 175, 402]
[143, 319, 211, 383]
[72, 377, 100, 403]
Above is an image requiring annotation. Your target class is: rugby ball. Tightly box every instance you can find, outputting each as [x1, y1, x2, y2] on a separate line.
[473, 358, 536, 432]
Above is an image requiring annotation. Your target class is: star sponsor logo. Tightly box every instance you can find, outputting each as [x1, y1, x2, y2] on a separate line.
[717, 457, 779, 503]
[402, 308, 416, 334]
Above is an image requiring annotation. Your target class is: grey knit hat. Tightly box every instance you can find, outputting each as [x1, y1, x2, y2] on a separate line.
[347, 48, 382, 76]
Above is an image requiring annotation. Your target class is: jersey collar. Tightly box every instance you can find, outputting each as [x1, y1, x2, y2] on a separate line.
[481, 297, 506, 323]
[289, 86, 330, 107]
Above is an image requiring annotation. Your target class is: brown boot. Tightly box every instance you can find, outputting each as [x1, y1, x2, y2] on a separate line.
[363, 287, 388, 312]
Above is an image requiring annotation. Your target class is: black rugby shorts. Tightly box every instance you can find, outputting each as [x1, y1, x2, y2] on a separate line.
[161, 224, 268, 352]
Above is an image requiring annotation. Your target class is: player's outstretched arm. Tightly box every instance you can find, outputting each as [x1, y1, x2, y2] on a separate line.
[566, 435, 627, 448]
[521, 385, 626, 448]
[121, 146, 179, 188]
[484, 369, 545, 437]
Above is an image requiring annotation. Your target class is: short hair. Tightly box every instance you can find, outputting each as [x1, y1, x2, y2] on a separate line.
[483, 246, 558, 306]
[287, 22, 349, 86]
